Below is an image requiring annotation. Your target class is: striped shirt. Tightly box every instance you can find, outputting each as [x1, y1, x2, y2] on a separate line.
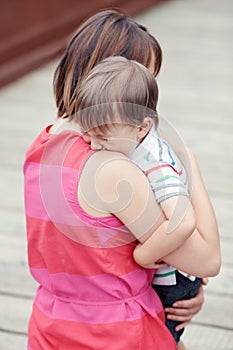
[131, 127, 195, 285]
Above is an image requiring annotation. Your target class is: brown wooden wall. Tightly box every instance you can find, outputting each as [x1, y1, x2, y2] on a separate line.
[0, 0, 166, 88]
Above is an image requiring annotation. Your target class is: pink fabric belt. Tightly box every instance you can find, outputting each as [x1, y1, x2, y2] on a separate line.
[34, 284, 163, 324]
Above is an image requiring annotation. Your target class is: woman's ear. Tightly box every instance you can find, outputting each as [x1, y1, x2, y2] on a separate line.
[137, 117, 153, 143]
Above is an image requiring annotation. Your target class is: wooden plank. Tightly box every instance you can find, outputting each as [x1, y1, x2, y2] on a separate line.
[0, 264, 37, 297]
[0, 170, 24, 209]
[206, 265, 233, 297]
[191, 293, 233, 330]
[0, 295, 32, 333]
[0, 208, 25, 235]
[0, 333, 27, 350]
[211, 196, 233, 241]
[220, 240, 233, 267]
[183, 323, 233, 350]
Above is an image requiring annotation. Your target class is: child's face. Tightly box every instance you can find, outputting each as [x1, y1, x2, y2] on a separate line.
[82, 124, 139, 157]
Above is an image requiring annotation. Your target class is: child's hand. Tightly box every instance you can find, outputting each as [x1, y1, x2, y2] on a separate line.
[201, 277, 208, 286]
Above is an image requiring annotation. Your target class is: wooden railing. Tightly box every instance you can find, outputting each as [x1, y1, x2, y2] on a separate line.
[0, 0, 165, 88]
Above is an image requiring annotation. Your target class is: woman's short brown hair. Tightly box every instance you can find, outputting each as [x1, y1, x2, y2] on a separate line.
[74, 56, 159, 132]
[53, 9, 162, 118]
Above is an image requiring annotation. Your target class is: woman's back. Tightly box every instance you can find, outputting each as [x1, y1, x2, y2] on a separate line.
[24, 126, 177, 349]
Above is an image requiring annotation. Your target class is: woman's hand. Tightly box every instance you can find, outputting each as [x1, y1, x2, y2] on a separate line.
[164, 280, 207, 331]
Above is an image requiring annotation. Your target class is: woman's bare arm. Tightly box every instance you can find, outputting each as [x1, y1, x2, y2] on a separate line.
[153, 149, 221, 276]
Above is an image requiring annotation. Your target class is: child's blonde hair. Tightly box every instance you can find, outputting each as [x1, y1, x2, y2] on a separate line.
[74, 56, 159, 132]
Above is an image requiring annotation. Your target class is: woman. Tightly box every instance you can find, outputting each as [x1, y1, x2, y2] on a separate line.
[24, 10, 220, 350]
[53, 8, 208, 340]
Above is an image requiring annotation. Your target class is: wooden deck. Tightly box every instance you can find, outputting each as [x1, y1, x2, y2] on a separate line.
[0, 0, 232, 348]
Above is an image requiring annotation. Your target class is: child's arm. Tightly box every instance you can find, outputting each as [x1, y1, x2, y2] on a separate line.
[133, 194, 196, 268]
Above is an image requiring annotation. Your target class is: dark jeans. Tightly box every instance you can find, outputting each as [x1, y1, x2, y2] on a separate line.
[153, 271, 202, 343]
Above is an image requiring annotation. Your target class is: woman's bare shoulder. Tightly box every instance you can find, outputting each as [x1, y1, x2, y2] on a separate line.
[79, 150, 151, 214]
[83, 150, 142, 179]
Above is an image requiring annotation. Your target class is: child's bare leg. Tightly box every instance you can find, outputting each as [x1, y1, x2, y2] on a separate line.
[178, 340, 186, 350]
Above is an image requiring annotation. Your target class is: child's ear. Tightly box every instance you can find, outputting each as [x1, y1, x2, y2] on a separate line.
[137, 117, 153, 142]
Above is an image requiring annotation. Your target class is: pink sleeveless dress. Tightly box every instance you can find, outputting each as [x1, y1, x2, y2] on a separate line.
[24, 126, 177, 350]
